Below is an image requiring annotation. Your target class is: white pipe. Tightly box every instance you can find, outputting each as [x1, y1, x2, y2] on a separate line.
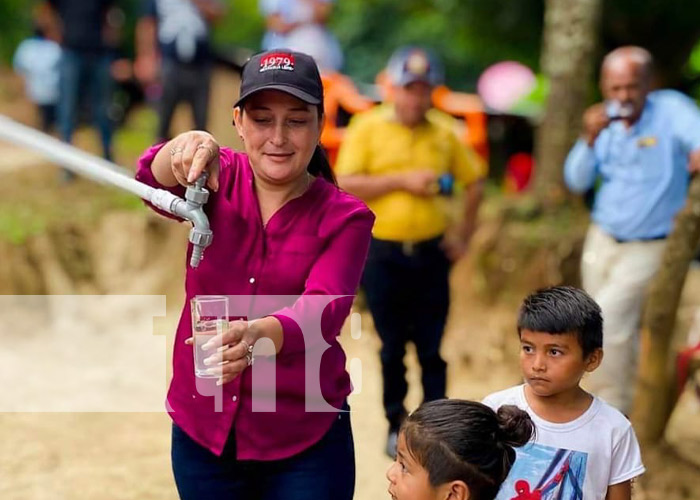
[0, 114, 154, 200]
[0, 114, 213, 268]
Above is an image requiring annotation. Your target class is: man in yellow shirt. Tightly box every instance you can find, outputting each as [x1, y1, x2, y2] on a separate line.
[335, 46, 486, 457]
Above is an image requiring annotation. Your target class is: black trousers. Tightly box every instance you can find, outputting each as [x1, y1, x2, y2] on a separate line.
[157, 58, 212, 141]
[361, 236, 450, 430]
[38, 104, 57, 133]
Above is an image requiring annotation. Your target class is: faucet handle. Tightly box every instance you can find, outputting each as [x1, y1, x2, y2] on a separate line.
[186, 171, 210, 205]
[194, 170, 209, 189]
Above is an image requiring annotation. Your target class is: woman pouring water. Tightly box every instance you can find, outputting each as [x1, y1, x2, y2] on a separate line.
[135, 50, 374, 500]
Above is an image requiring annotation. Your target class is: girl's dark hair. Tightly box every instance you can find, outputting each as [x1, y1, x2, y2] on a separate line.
[402, 400, 534, 500]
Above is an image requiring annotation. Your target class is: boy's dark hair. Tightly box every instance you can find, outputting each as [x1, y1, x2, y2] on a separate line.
[402, 400, 534, 500]
[518, 285, 602, 357]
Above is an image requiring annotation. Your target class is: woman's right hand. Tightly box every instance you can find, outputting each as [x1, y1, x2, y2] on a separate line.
[164, 131, 221, 191]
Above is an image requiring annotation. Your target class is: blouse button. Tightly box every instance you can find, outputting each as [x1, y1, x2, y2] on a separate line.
[249, 277, 256, 284]
[232, 395, 238, 402]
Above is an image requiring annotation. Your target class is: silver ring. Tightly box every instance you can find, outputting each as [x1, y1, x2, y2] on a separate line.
[240, 339, 250, 353]
[196, 144, 215, 157]
[241, 339, 254, 366]
[170, 146, 184, 156]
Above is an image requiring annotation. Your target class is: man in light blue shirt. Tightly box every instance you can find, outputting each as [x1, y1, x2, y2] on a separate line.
[564, 46, 700, 414]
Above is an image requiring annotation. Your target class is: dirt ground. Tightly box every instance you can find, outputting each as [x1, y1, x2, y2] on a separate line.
[1, 259, 699, 500]
[0, 67, 699, 499]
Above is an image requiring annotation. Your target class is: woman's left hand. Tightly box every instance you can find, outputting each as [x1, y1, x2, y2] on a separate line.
[185, 320, 256, 385]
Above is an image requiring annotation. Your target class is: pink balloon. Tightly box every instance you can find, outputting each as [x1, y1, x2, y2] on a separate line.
[477, 61, 536, 112]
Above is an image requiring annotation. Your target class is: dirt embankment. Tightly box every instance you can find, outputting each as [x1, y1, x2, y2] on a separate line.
[0, 210, 188, 297]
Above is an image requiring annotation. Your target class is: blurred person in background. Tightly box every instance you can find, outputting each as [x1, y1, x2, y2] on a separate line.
[260, 0, 342, 72]
[40, 0, 121, 164]
[12, 23, 62, 133]
[564, 46, 700, 415]
[335, 46, 486, 458]
[135, 0, 226, 142]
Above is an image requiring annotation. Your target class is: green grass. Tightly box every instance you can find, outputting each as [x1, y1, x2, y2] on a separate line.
[113, 107, 159, 162]
[0, 206, 46, 245]
[0, 184, 149, 245]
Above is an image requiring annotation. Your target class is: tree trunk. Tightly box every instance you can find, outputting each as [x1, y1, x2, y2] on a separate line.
[533, 0, 602, 205]
[633, 174, 700, 444]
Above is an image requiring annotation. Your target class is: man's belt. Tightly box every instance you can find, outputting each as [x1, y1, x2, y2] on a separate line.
[613, 234, 667, 244]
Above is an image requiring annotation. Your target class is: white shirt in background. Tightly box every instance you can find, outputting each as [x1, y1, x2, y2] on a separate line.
[13, 37, 62, 105]
[260, 0, 343, 71]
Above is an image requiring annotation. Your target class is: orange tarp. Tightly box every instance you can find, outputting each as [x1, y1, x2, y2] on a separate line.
[320, 71, 489, 166]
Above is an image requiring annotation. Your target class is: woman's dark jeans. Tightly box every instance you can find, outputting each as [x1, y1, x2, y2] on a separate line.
[171, 406, 355, 500]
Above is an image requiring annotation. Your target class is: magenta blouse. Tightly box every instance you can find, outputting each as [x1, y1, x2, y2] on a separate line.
[136, 143, 374, 460]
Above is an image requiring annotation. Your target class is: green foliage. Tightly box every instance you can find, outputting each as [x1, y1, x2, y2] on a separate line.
[684, 41, 700, 101]
[331, 0, 544, 90]
[0, 205, 46, 245]
[603, 0, 700, 88]
[211, 0, 265, 51]
[0, 0, 33, 64]
[118, 0, 143, 58]
[0, 186, 145, 245]
[689, 44, 700, 75]
[113, 106, 158, 157]
[510, 74, 550, 117]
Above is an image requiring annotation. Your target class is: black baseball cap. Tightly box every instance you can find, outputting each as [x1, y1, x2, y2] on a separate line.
[234, 50, 324, 108]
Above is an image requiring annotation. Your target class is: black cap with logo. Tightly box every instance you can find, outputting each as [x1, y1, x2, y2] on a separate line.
[234, 50, 324, 108]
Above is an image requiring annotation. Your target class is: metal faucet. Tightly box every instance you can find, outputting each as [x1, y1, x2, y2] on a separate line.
[182, 173, 213, 268]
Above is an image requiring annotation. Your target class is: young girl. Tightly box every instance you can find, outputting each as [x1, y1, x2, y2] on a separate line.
[387, 400, 534, 500]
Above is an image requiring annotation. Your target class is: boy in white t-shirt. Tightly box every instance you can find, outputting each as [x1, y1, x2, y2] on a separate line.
[483, 286, 645, 500]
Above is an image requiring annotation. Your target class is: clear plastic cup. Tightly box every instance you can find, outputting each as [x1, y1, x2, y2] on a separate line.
[190, 295, 229, 378]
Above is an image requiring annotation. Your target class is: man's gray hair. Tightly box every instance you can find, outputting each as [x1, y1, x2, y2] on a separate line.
[602, 46, 654, 80]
